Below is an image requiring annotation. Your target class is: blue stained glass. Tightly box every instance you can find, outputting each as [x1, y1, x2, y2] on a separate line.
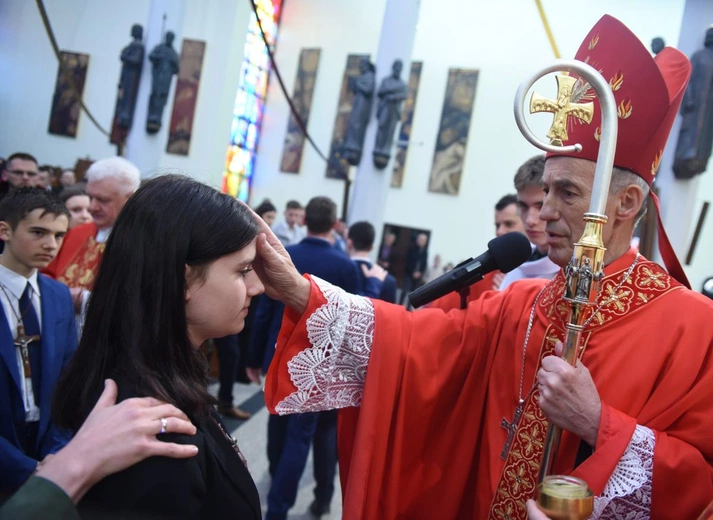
[222, 0, 283, 200]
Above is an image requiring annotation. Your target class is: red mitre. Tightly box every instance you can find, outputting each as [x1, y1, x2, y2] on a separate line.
[547, 14, 692, 288]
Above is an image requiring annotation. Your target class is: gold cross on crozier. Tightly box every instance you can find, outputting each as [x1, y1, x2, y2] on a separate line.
[15, 324, 40, 378]
[530, 75, 594, 146]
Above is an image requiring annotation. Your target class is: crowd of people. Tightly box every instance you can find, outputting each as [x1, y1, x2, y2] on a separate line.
[1, 13, 713, 520]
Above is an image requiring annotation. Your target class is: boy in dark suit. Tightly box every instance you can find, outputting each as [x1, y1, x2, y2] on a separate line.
[348, 221, 396, 303]
[0, 188, 77, 492]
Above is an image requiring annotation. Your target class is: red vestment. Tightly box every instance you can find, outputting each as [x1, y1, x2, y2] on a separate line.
[43, 223, 104, 290]
[265, 248, 713, 519]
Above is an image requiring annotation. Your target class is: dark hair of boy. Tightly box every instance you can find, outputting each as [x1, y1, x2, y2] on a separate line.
[304, 196, 336, 234]
[348, 221, 376, 251]
[513, 155, 546, 191]
[495, 194, 518, 211]
[0, 187, 70, 230]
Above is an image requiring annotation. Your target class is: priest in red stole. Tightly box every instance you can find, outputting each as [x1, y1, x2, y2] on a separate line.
[44, 157, 140, 313]
[258, 15, 713, 520]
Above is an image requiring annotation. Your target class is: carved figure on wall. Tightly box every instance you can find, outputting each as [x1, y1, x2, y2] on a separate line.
[117, 24, 145, 130]
[343, 57, 376, 166]
[146, 31, 179, 134]
[651, 37, 665, 55]
[674, 27, 713, 179]
[373, 60, 408, 169]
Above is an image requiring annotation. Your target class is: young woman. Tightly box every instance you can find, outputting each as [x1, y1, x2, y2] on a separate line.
[53, 175, 265, 518]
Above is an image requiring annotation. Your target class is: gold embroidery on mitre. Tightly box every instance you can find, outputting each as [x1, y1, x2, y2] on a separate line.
[609, 70, 624, 91]
[530, 75, 595, 146]
[617, 99, 633, 119]
[594, 126, 601, 142]
[589, 33, 600, 50]
[651, 150, 663, 177]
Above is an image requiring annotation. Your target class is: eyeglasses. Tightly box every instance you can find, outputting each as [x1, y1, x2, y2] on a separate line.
[8, 170, 38, 178]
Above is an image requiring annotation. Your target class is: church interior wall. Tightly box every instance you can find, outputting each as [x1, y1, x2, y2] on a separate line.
[252, 0, 687, 270]
[2, 0, 706, 286]
[0, 0, 153, 168]
[0, 0, 251, 189]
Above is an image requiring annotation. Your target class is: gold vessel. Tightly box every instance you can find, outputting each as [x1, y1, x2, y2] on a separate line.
[537, 476, 594, 520]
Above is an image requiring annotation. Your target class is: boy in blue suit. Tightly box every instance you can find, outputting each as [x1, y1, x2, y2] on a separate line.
[348, 221, 396, 303]
[0, 188, 77, 492]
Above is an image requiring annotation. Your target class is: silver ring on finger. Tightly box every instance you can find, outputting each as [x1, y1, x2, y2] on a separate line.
[159, 417, 168, 435]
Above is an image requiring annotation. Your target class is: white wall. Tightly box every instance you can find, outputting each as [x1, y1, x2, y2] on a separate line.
[251, 0, 686, 267]
[249, 0, 387, 212]
[655, 0, 713, 293]
[0, 0, 152, 167]
[0, 0, 251, 189]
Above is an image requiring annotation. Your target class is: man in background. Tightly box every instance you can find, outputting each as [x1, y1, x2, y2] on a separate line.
[348, 221, 396, 303]
[2, 153, 39, 193]
[272, 200, 306, 247]
[399, 232, 428, 307]
[499, 155, 559, 290]
[43, 157, 140, 323]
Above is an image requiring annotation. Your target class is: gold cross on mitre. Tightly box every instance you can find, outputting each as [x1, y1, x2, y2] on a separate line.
[529, 75, 595, 146]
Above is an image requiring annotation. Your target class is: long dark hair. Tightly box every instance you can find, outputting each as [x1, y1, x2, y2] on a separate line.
[53, 175, 259, 430]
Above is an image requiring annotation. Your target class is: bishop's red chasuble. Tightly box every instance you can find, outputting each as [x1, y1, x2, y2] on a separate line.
[43, 222, 104, 290]
[265, 248, 713, 519]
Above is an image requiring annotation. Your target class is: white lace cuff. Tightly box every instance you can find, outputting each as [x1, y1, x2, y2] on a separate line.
[592, 425, 655, 519]
[274, 276, 375, 414]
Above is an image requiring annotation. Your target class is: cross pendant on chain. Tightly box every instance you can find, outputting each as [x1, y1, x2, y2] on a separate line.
[500, 401, 524, 460]
[14, 324, 40, 378]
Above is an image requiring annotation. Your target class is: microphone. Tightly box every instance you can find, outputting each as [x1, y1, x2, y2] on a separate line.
[408, 232, 532, 309]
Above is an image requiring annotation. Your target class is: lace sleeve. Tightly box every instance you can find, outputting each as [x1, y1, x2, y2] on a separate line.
[591, 425, 655, 519]
[274, 276, 375, 415]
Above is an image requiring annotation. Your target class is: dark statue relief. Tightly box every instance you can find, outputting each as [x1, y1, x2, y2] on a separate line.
[117, 24, 145, 130]
[343, 58, 376, 166]
[147, 31, 179, 134]
[674, 27, 713, 179]
[651, 37, 665, 55]
[373, 60, 408, 169]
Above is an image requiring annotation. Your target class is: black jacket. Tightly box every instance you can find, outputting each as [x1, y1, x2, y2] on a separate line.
[79, 388, 260, 519]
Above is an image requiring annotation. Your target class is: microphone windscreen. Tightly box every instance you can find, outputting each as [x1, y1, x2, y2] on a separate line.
[487, 232, 533, 273]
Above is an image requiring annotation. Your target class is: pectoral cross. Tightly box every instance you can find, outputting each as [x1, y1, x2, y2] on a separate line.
[14, 324, 40, 378]
[500, 401, 524, 460]
[529, 75, 594, 146]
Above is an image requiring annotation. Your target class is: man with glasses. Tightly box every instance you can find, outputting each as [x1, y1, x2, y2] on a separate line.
[2, 153, 39, 191]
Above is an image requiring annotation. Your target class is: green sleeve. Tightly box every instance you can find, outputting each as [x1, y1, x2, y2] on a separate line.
[0, 476, 79, 520]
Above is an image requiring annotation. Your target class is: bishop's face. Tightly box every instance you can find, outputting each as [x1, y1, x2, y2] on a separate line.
[540, 157, 623, 267]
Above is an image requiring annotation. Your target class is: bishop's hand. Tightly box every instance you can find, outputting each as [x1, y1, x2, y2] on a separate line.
[242, 201, 310, 313]
[536, 341, 602, 446]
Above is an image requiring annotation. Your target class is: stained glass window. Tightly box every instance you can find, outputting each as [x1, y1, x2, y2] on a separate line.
[222, 0, 283, 200]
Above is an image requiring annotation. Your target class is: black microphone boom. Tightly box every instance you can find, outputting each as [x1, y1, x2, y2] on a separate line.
[408, 232, 532, 309]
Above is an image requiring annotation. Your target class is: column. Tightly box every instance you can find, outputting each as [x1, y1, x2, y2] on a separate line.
[347, 0, 422, 239]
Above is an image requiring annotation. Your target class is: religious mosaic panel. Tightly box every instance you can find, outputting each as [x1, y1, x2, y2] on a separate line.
[325, 54, 369, 180]
[391, 61, 423, 188]
[166, 39, 206, 155]
[48, 51, 90, 138]
[428, 68, 479, 195]
[279, 48, 321, 173]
